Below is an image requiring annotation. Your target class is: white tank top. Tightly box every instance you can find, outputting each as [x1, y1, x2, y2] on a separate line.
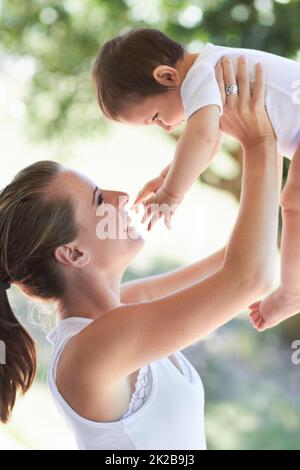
[46, 317, 207, 450]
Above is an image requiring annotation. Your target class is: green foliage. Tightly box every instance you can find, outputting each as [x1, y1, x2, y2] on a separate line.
[1, 0, 299, 140]
[185, 318, 300, 449]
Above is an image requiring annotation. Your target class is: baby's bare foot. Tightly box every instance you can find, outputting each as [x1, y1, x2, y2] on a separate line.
[249, 287, 300, 331]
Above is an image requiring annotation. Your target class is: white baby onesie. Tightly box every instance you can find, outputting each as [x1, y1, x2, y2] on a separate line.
[181, 42, 300, 159]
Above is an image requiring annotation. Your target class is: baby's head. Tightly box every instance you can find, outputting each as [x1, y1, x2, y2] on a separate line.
[93, 28, 186, 132]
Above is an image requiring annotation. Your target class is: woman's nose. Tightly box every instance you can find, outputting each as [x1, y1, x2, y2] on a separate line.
[117, 191, 129, 208]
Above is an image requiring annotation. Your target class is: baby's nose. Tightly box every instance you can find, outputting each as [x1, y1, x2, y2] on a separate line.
[157, 120, 171, 132]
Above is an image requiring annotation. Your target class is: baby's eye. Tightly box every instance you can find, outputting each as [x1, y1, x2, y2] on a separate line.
[152, 112, 158, 121]
[97, 192, 104, 205]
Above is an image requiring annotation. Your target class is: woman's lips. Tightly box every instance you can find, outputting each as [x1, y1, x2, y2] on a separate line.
[121, 211, 132, 232]
[126, 214, 132, 229]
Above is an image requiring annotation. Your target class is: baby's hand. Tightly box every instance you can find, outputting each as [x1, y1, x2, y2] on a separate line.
[141, 186, 184, 231]
[131, 175, 165, 213]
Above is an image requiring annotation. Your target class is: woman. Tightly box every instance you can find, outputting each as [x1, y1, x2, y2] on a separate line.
[0, 57, 279, 450]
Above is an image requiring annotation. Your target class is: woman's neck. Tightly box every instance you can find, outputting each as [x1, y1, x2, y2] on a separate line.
[57, 273, 123, 321]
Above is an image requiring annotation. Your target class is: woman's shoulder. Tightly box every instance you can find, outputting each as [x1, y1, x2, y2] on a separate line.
[54, 312, 136, 422]
[54, 307, 127, 377]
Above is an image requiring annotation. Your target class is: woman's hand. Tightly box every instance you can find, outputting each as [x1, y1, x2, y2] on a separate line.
[215, 55, 276, 150]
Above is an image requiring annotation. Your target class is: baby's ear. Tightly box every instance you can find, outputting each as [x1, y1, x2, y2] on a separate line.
[153, 65, 180, 87]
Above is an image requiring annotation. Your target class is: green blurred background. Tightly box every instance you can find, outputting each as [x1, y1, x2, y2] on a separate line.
[0, 0, 299, 449]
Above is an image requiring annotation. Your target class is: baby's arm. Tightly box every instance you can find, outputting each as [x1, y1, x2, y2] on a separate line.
[159, 161, 172, 178]
[141, 104, 221, 230]
[163, 104, 221, 198]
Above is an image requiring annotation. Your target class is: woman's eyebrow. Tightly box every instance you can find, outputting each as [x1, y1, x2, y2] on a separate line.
[92, 185, 98, 206]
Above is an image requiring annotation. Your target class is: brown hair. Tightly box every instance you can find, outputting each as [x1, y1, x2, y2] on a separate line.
[92, 28, 185, 120]
[0, 160, 78, 423]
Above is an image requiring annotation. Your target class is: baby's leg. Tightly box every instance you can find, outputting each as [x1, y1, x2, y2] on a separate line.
[250, 143, 300, 331]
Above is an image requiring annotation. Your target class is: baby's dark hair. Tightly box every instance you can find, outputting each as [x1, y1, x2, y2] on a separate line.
[92, 28, 185, 121]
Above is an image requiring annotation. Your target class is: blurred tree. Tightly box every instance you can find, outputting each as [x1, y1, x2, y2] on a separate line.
[1, 0, 299, 140]
[1, 0, 300, 337]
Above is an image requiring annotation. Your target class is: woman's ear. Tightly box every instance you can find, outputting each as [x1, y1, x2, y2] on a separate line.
[54, 243, 91, 268]
[153, 65, 181, 87]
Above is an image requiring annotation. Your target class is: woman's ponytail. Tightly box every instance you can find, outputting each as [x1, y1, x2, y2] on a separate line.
[0, 160, 78, 422]
[0, 285, 36, 423]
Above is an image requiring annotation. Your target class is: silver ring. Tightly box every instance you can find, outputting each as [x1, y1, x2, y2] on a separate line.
[225, 84, 239, 95]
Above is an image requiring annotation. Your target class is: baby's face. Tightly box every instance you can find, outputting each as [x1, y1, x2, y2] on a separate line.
[119, 89, 185, 133]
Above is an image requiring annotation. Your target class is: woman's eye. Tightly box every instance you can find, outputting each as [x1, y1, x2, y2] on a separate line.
[152, 112, 158, 121]
[97, 193, 104, 205]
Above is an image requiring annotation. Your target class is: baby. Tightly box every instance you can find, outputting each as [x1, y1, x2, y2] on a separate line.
[92, 28, 300, 331]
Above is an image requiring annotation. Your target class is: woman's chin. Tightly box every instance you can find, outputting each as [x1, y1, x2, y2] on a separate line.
[125, 208, 147, 242]
[127, 223, 145, 243]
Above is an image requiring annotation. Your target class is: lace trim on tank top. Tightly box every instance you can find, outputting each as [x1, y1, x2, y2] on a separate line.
[122, 365, 152, 418]
[121, 355, 191, 419]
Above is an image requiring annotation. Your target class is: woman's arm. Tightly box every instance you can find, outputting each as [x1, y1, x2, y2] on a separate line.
[121, 247, 226, 303]
[122, 155, 280, 305]
[75, 57, 279, 381]
[86, 139, 278, 380]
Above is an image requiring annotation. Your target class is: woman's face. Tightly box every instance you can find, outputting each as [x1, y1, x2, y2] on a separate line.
[52, 168, 145, 274]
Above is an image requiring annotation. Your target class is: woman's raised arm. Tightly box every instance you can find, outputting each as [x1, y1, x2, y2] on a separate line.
[120, 247, 226, 303]
[75, 57, 279, 382]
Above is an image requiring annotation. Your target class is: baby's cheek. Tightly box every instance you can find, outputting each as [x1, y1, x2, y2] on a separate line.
[175, 101, 185, 120]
